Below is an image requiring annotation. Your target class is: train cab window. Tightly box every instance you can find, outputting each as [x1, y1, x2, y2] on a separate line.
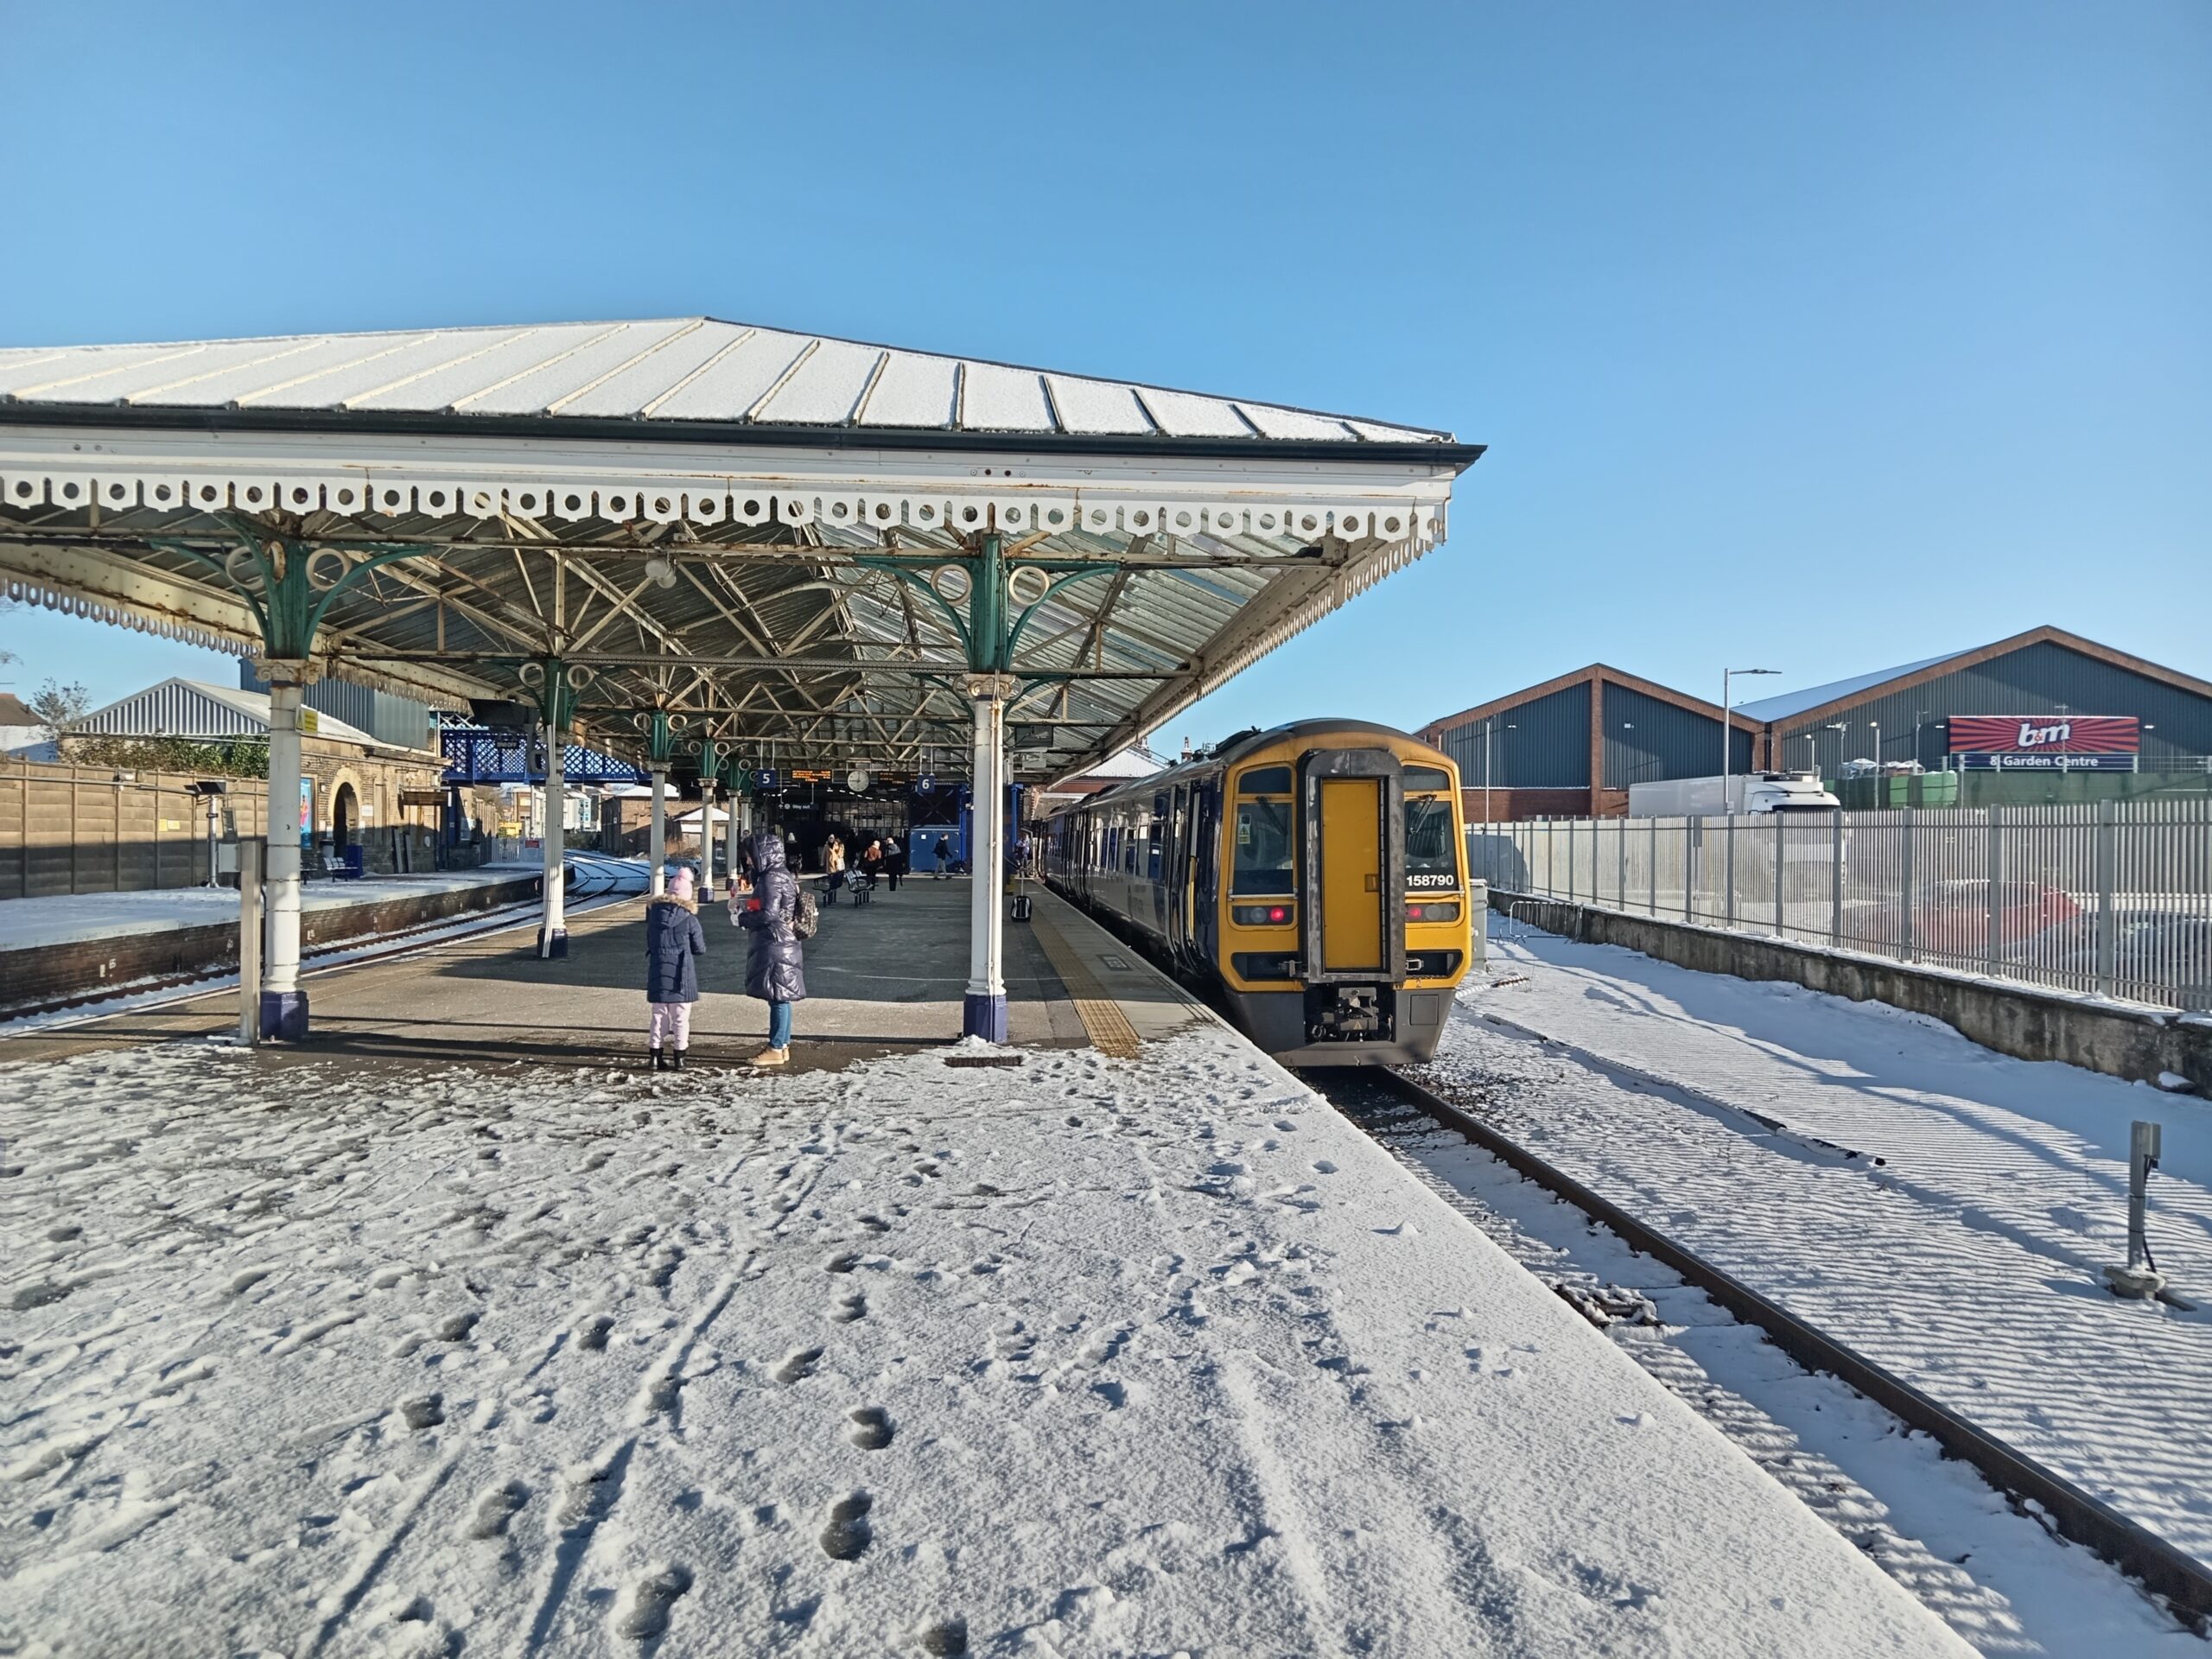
[1405, 791, 1460, 892]
[1238, 766, 1292, 796]
[1232, 798, 1294, 894]
[1403, 766, 1452, 792]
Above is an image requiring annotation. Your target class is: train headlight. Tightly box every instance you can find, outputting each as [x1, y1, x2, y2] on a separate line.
[1232, 903, 1294, 926]
[1405, 900, 1461, 924]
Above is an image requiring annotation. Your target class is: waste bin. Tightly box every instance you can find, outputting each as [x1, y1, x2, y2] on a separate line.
[341, 845, 365, 880]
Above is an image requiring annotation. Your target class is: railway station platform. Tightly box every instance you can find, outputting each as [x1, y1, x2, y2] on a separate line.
[0, 881, 1967, 1656]
[3, 875, 1206, 1071]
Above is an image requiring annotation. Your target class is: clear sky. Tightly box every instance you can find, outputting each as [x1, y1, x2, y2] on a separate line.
[1, 1, 2205, 745]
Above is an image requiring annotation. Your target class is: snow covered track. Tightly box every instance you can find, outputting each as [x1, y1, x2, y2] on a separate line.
[1333, 1063, 2212, 1635]
[0, 1028, 1967, 1656]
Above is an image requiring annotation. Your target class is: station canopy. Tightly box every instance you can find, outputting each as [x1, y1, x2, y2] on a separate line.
[0, 318, 1482, 780]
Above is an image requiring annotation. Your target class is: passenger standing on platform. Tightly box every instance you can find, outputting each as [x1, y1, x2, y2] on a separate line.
[933, 833, 951, 879]
[860, 836, 884, 893]
[823, 831, 846, 905]
[884, 834, 904, 892]
[735, 829, 805, 1066]
[643, 865, 706, 1071]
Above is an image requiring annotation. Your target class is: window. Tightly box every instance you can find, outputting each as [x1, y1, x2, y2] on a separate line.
[1403, 765, 1452, 791]
[1405, 797, 1459, 890]
[1239, 765, 1293, 795]
[1232, 799, 1295, 894]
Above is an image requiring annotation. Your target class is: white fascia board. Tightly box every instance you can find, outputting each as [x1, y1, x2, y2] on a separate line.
[0, 424, 1455, 553]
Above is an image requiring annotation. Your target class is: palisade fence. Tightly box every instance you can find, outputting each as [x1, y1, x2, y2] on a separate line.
[1469, 800, 2212, 1012]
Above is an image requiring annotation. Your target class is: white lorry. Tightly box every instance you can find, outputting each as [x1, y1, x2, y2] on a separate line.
[1627, 771, 1840, 817]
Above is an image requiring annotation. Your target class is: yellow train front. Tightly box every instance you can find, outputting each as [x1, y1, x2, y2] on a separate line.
[1043, 719, 1472, 1065]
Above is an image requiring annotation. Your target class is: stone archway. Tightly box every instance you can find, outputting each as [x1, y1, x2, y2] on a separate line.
[333, 782, 359, 851]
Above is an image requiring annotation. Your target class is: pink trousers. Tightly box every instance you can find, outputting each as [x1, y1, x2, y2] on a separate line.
[647, 1001, 692, 1050]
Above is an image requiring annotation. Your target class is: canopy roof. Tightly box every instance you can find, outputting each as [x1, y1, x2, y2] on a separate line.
[0, 318, 1480, 779]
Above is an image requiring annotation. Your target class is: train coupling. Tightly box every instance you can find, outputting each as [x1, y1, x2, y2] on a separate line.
[1307, 983, 1390, 1042]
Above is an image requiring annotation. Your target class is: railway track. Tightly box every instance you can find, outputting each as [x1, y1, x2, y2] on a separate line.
[1305, 1061, 2212, 1637]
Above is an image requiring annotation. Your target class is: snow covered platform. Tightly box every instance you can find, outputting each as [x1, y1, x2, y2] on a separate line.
[0, 1015, 1967, 1654]
[0, 867, 540, 954]
[0, 866, 548, 1021]
[1429, 927, 2212, 1581]
[3, 877, 1204, 1071]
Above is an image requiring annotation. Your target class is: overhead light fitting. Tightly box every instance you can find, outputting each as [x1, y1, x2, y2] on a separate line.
[644, 556, 677, 589]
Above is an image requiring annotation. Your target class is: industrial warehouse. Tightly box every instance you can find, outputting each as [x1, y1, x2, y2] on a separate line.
[1423, 625, 2212, 821]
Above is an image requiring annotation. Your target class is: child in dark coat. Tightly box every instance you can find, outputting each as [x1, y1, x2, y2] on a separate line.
[644, 865, 707, 1070]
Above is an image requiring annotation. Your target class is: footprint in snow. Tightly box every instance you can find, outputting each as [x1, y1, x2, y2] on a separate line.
[831, 1291, 867, 1324]
[819, 1491, 873, 1560]
[776, 1346, 823, 1384]
[466, 1479, 530, 1540]
[847, 1406, 893, 1450]
[613, 1563, 695, 1639]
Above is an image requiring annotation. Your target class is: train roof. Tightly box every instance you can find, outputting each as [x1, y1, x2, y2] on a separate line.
[1049, 718, 1450, 814]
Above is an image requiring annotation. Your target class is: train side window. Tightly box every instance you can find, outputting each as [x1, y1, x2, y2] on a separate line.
[1231, 798, 1294, 894]
[1238, 765, 1293, 796]
[1147, 826, 1164, 880]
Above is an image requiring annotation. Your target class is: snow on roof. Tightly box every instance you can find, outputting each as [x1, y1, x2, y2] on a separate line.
[1736, 650, 1964, 723]
[68, 677, 378, 746]
[0, 318, 1454, 447]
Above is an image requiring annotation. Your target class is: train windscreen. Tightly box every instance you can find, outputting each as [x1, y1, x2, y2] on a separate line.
[1232, 799, 1295, 894]
[1405, 781, 1460, 892]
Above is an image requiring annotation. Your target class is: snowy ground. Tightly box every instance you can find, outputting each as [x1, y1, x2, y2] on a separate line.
[1422, 930, 2212, 1577]
[0, 1027, 1967, 1656]
[0, 868, 543, 951]
[1326, 1075, 2200, 1656]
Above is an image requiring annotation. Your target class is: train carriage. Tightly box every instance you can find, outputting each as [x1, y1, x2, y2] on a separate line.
[1044, 719, 1472, 1065]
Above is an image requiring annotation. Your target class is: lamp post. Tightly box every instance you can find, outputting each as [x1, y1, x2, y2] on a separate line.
[1722, 668, 1779, 810]
[1826, 722, 1848, 777]
[1869, 721, 1882, 770]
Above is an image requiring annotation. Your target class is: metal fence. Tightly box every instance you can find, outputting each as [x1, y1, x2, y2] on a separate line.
[1469, 799, 2212, 1011]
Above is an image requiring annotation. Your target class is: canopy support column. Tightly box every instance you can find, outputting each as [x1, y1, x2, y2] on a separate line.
[649, 770, 668, 894]
[522, 657, 578, 960]
[963, 672, 1014, 1043]
[540, 721, 569, 957]
[260, 668, 310, 1040]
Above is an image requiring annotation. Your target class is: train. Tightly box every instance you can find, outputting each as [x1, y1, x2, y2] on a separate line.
[1042, 719, 1473, 1065]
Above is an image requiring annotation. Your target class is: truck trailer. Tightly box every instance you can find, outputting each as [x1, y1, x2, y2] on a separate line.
[1627, 772, 1841, 817]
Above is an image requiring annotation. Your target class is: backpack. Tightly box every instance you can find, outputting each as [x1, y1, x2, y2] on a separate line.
[793, 887, 820, 941]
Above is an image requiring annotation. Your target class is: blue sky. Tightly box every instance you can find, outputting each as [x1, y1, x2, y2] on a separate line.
[2, 1, 2205, 744]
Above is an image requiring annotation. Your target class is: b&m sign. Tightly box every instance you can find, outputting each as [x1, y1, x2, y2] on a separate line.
[1949, 715, 2140, 772]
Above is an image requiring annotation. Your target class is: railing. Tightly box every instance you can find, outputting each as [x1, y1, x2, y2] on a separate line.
[1470, 799, 2212, 1012]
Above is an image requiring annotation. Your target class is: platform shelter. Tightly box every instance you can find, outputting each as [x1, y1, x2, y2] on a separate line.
[0, 318, 1480, 1043]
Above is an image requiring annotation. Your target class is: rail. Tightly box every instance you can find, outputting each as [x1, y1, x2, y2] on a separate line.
[1343, 1065, 2212, 1630]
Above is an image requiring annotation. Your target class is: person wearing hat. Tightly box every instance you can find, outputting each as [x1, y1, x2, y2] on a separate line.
[734, 828, 806, 1065]
[643, 864, 707, 1070]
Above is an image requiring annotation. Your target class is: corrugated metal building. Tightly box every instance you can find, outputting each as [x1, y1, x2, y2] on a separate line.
[238, 662, 438, 752]
[1421, 665, 1756, 820]
[1743, 626, 2212, 778]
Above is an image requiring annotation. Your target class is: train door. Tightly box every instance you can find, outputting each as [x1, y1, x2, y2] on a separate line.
[1299, 748, 1407, 985]
[1166, 783, 1194, 963]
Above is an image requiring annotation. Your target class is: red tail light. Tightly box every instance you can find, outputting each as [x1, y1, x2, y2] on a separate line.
[1231, 903, 1294, 926]
[1405, 900, 1462, 924]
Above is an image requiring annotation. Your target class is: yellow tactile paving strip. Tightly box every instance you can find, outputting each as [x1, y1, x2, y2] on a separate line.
[1025, 895, 1145, 1058]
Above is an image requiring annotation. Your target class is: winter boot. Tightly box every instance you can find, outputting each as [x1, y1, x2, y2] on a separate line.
[649, 1048, 664, 1071]
[751, 1046, 789, 1068]
[670, 1049, 686, 1071]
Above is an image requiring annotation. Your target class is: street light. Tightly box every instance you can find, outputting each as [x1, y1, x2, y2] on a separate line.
[1826, 721, 1848, 777]
[1722, 668, 1780, 810]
